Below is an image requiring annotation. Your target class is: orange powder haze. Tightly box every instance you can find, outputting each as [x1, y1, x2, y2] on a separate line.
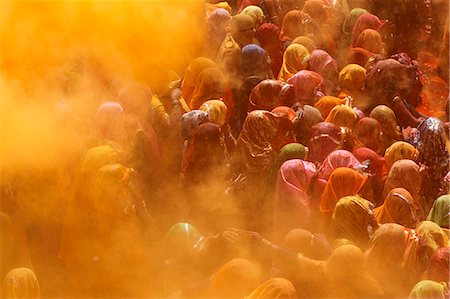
[0, 0, 205, 169]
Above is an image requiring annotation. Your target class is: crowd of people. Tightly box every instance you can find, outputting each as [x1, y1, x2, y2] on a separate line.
[1, 0, 450, 298]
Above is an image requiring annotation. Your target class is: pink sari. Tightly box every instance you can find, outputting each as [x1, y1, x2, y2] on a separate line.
[318, 150, 361, 186]
[274, 159, 317, 243]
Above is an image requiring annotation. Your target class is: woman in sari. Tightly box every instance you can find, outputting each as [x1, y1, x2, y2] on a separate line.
[182, 57, 217, 106]
[241, 5, 266, 27]
[256, 23, 284, 76]
[317, 150, 361, 187]
[409, 280, 449, 299]
[240, 44, 273, 81]
[278, 44, 311, 82]
[330, 195, 376, 249]
[416, 221, 449, 261]
[308, 49, 338, 95]
[352, 117, 382, 154]
[234, 110, 280, 230]
[353, 28, 385, 55]
[2, 268, 40, 299]
[314, 96, 346, 119]
[427, 195, 450, 229]
[365, 223, 423, 297]
[203, 9, 232, 59]
[286, 70, 324, 106]
[351, 13, 386, 47]
[307, 121, 342, 163]
[279, 10, 308, 43]
[338, 64, 368, 110]
[274, 159, 318, 242]
[414, 118, 450, 207]
[320, 168, 367, 222]
[384, 141, 419, 169]
[374, 188, 418, 228]
[292, 105, 323, 146]
[199, 99, 235, 155]
[272, 143, 308, 176]
[369, 105, 402, 154]
[383, 159, 424, 219]
[248, 79, 290, 112]
[190, 68, 225, 110]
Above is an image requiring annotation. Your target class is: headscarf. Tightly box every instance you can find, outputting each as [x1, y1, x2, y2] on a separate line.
[353, 147, 386, 178]
[330, 196, 374, 249]
[365, 223, 422, 297]
[414, 118, 450, 198]
[279, 10, 307, 42]
[204, 10, 232, 59]
[416, 221, 449, 258]
[374, 188, 418, 228]
[245, 278, 298, 299]
[180, 110, 210, 140]
[273, 142, 308, 174]
[240, 44, 272, 80]
[354, 29, 384, 55]
[287, 70, 324, 105]
[278, 44, 310, 82]
[318, 150, 361, 183]
[353, 117, 382, 153]
[248, 79, 289, 111]
[204, 258, 262, 298]
[292, 105, 323, 145]
[384, 141, 419, 168]
[314, 96, 346, 119]
[351, 13, 385, 47]
[241, 5, 265, 26]
[325, 244, 383, 297]
[90, 102, 126, 144]
[320, 168, 367, 214]
[236, 110, 280, 175]
[425, 247, 450, 283]
[338, 64, 366, 96]
[325, 105, 357, 129]
[2, 268, 40, 299]
[292, 36, 316, 52]
[369, 105, 401, 152]
[190, 68, 225, 110]
[307, 122, 341, 163]
[308, 50, 337, 85]
[342, 8, 368, 34]
[199, 100, 228, 126]
[182, 57, 217, 104]
[274, 159, 317, 242]
[427, 195, 450, 229]
[409, 280, 448, 299]
[382, 160, 422, 212]
[256, 23, 283, 76]
[271, 106, 296, 150]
